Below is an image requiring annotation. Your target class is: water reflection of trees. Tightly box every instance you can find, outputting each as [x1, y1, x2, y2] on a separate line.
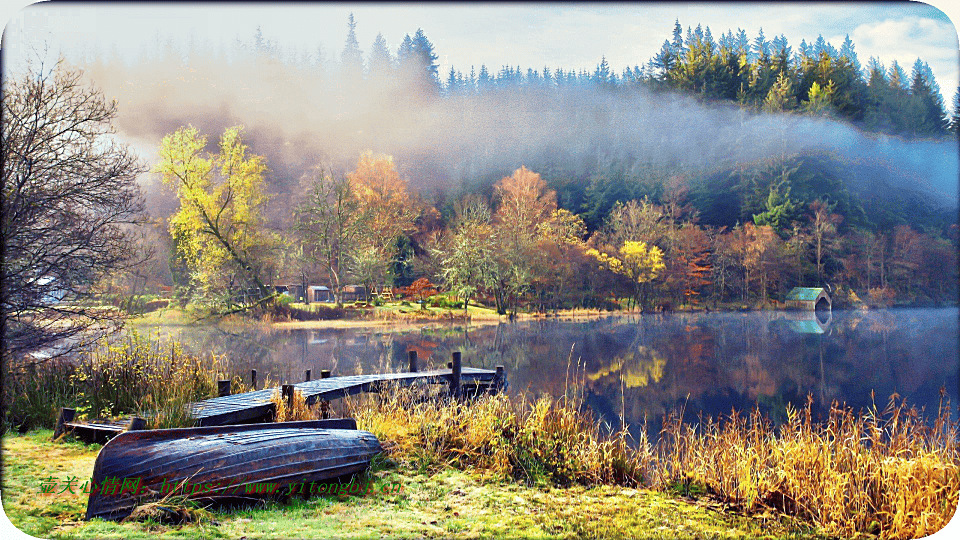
[141, 309, 956, 435]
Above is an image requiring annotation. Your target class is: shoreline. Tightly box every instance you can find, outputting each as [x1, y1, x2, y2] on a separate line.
[128, 303, 960, 331]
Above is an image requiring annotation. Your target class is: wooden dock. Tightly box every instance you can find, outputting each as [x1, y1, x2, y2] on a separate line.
[191, 366, 503, 426]
[59, 355, 505, 441]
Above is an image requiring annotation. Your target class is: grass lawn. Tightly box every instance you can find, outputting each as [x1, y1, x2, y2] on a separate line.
[2, 429, 819, 539]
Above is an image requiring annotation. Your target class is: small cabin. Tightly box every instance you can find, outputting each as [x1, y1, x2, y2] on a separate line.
[285, 284, 306, 303]
[785, 287, 831, 311]
[341, 285, 368, 303]
[308, 285, 333, 303]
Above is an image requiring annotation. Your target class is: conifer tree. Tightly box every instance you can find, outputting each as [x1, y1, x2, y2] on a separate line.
[341, 13, 364, 79]
[368, 32, 393, 79]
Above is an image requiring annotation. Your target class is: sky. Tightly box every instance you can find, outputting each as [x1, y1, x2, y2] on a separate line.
[2, 1, 959, 107]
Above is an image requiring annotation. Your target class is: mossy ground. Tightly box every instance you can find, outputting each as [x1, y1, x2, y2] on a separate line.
[2, 429, 819, 539]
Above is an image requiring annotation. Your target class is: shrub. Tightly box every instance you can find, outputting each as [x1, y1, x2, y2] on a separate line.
[426, 293, 463, 310]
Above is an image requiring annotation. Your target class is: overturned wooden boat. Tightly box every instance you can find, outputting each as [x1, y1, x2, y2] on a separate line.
[85, 418, 381, 521]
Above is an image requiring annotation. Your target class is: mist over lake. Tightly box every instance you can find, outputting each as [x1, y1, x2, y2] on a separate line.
[140, 307, 959, 438]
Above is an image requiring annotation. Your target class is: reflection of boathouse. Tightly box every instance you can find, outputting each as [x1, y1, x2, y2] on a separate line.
[784, 309, 832, 334]
[785, 287, 831, 311]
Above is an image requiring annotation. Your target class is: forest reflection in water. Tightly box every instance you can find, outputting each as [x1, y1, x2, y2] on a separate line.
[148, 308, 958, 439]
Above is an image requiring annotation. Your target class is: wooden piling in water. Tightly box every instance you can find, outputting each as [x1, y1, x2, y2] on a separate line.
[321, 369, 331, 379]
[450, 352, 462, 396]
[408, 350, 418, 372]
[218, 380, 231, 397]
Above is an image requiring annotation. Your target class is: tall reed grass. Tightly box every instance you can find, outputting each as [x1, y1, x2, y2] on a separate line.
[3, 358, 79, 432]
[3, 331, 223, 431]
[656, 392, 959, 539]
[348, 383, 958, 540]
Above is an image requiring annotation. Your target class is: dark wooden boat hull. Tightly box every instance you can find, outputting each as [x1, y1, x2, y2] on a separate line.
[85, 419, 381, 521]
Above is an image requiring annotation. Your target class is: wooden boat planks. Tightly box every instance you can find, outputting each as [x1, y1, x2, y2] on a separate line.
[85, 419, 382, 521]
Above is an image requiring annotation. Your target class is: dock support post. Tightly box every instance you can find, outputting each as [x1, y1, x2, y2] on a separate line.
[282, 384, 295, 416]
[251, 369, 257, 390]
[320, 399, 330, 419]
[320, 369, 331, 379]
[305, 369, 311, 382]
[408, 350, 418, 372]
[128, 417, 147, 431]
[53, 407, 75, 440]
[218, 380, 231, 397]
[494, 365, 505, 392]
[450, 351, 461, 397]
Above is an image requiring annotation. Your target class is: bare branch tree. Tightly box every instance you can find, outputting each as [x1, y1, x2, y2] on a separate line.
[2, 60, 147, 362]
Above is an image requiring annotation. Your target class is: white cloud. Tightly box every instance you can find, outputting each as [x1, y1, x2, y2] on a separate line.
[846, 15, 958, 93]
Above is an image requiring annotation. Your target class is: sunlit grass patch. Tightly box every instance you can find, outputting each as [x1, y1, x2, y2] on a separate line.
[3, 426, 803, 539]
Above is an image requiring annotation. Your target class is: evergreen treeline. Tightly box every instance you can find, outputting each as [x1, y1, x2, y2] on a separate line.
[87, 15, 958, 311]
[302, 18, 954, 140]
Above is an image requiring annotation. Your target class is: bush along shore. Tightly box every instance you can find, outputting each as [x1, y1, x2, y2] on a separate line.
[3, 335, 958, 539]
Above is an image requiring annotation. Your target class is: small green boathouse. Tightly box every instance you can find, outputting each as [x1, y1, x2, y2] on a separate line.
[785, 287, 831, 311]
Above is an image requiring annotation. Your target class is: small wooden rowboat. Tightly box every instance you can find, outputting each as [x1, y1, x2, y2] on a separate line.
[85, 419, 381, 521]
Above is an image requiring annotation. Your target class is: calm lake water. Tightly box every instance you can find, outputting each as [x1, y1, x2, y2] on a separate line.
[145, 308, 959, 438]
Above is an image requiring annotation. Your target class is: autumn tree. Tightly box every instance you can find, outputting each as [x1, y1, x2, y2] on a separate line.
[2, 60, 146, 360]
[533, 208, 588, 309]
[600, 198, 669, 248]
[155, 125, 275, 308]
[402, 277, 438, 308]
[440, 195, 498, 314]
[346, 152, 419, 290]
[709, 227, 739, 304]
[665, 224, 713, 305]
[587, 241, 665, 309]
[741, 222, 785, 306]
[492, 166, 557, 314]
[807, 199, 843, 282]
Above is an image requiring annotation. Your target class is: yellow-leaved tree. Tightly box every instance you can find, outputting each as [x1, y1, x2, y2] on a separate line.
[155, 125, 276, 308]
[587, 240, 665, 309]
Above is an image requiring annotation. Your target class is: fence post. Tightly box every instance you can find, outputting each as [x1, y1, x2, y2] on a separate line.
[218, 380, 231, 397]
[320, 369, 331, 379]
[305, 369, 311, 382]
[251, 369, 257, 390]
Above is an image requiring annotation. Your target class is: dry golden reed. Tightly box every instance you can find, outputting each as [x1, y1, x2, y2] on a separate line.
[657, 392, 959, 539]
[348, 383, 651, 487]
[351, 383, 958, 540]
[269, 387, 318, 422]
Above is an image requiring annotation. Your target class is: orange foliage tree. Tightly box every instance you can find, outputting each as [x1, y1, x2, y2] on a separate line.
[345, 152, 420, 291]
[402, 277, 438, 308]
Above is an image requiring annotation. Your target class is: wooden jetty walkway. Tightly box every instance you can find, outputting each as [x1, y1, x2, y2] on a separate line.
[191, 365, 503, 426]
[58, 351, 505, 442]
